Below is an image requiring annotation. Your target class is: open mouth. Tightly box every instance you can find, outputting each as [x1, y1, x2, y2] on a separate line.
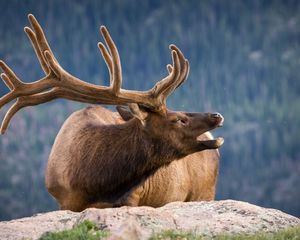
[196, 115, 225, 149]
[199, 137, 224, 149]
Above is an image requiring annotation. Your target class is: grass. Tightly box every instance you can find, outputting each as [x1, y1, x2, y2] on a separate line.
[150, 230, 202, 240]
[39, 221, 300, 240]
[150, 226, 300, 240]
[39, 220, 110, 240]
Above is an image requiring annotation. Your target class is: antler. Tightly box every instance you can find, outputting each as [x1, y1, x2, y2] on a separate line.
[0, 14, 189, 134]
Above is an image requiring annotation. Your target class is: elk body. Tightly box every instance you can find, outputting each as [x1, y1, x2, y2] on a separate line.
[0, 15, 224, 211]
[46, 106, 222, 210]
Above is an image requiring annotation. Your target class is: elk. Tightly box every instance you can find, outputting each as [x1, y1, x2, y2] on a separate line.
[0, 15, 224, 211]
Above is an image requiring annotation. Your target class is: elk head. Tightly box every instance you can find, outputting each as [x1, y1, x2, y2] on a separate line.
[116, 104, 224, 161]
[0, 14, 224, 155]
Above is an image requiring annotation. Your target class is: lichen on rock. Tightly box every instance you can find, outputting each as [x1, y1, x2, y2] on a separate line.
[0, 200, 299, 240]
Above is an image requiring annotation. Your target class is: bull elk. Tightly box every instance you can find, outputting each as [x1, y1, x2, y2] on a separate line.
[0, 15, 224, 211]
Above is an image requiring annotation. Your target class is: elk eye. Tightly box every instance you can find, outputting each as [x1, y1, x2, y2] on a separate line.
[175, 118, 187, 125]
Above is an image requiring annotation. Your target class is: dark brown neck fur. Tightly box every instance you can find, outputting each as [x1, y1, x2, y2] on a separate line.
[69, 118, 184, 203]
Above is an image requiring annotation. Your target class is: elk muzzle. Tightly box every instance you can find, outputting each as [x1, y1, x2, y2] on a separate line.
[209, 112, 224, 127]
[190, 112, 225, 151]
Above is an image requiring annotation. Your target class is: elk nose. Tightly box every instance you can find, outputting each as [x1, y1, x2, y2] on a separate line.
[211, 112, 223, 119]
[210, 112, 224, 126]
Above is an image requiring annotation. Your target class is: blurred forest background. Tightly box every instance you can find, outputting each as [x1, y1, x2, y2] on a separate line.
[0, 0, 299, 220]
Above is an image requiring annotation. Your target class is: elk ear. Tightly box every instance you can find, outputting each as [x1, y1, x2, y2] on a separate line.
[116, 105, 134, 121]
[128, 103, 148, 124]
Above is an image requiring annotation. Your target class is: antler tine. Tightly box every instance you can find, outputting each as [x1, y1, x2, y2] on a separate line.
[165, 61, 189, 90]
[166, 64, 173, 74]
[1, 99, 24, 134]
[0, 61, 23, 89]
[168, 45, 188, 88]
[0, 61, 25, 110]
[100, 26, 122, 94]
[147, 45, 189, 108]
[165, 45, 189, 86]
[180, 60, 189, 88]
[151, 50, 181, 98]
[27, 14, 65, 79]
[28, 14, 59, 65]
[0, 73, 14, 90]
[160, 49, 185, 98]
[24, 26, 50, 75]
[170, 45, 190, 90]
[98, 41, 113, 80]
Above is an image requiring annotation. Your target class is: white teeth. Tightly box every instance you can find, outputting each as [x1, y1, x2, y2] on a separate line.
[215, 137, 224, 146]
[218, 117, 224, 127]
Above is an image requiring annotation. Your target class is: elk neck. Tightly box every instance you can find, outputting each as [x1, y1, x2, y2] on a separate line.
[72, 117, 185, 203]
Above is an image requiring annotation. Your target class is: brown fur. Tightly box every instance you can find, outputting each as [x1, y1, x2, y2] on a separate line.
[46, 105, 222, 211]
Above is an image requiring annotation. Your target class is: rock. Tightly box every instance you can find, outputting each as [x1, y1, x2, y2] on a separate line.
[0, 200, 299, 240]
[0, 210, 78, 240]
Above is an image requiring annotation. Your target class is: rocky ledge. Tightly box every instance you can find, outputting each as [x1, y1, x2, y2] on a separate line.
[0, 200, 299, 239]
